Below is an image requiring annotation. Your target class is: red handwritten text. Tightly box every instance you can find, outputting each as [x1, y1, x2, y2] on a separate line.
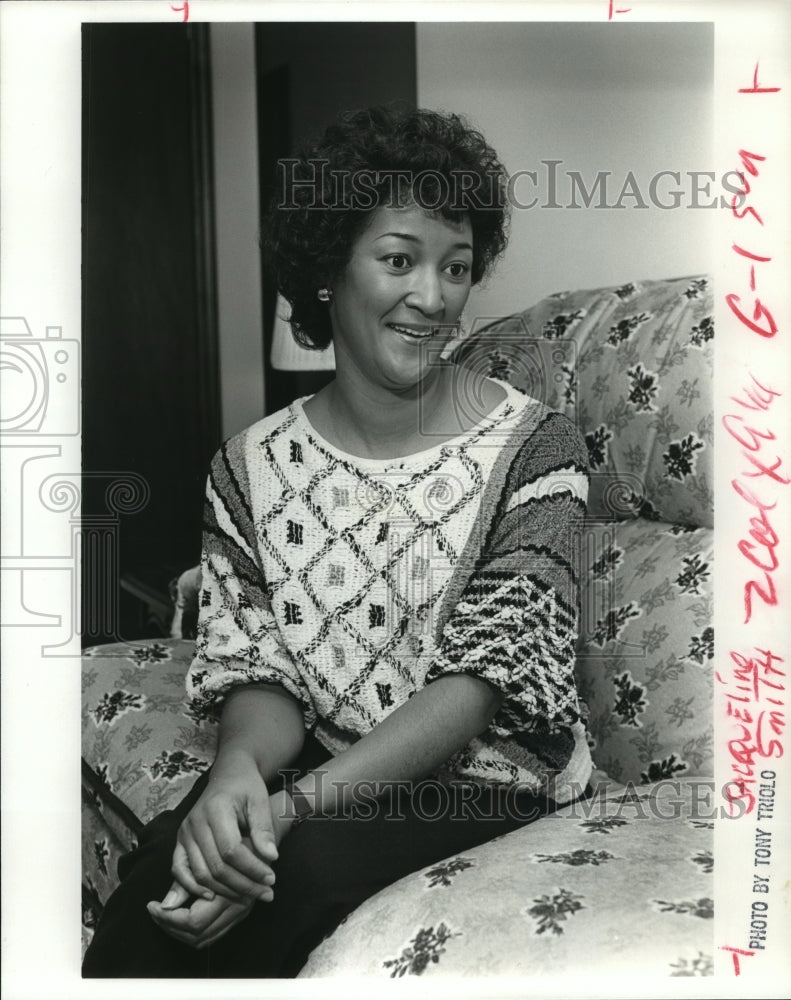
[725, 66, 781, 339]
[724, 374, 787, 623]
[720, 945, 755, 976]
[720, 55, 785, 979]
[717, 647, 785, 815]
[607, 1, 632, 19]
[738, 61, 781, 94]
[171, 2, 189, 21]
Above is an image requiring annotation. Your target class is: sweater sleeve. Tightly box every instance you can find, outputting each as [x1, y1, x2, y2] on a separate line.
[185, 438, 315, 726]
[425, 411, 589, 744]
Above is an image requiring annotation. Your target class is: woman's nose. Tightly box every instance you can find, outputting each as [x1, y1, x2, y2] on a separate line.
[405, 268, 444, 315]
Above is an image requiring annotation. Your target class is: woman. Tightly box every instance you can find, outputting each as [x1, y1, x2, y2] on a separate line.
[83, 106, 592, 978]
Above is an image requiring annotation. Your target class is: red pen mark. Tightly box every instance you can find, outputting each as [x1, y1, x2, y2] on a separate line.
[733, 244, 771, 263]
[721, 387, 786, 805]
[730, 151, 767, 224]
[720, 62, 787, 909]
[738, 61, 781, 94]
[724, 375, 787, 623]
[726, 292, 778, 339]
[725, 106, 778, 339]
[720, 946, 756, 976]
[717, 648, 786, 815]
[732, 243, 771, 292]
[737, 149, 767, 176]
[607, 1, 632, 18]
[731, 195, 764, 226]
[730, 373, 782, 412]
[171, 1, 189, 21]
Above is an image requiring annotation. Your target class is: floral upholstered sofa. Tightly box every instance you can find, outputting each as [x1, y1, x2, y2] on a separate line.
[82, 274, 715, 979]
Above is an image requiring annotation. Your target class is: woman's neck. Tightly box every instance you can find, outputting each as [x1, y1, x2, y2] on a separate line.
[325, 368, 453, 459]
[302, 365, 506, 461]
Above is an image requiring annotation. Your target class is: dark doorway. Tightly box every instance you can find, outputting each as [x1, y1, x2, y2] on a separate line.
[255, 22, 417, 415]
[81, 23, 220, 644]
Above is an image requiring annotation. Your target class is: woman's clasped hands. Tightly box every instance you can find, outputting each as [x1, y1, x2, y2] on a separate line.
[147, 747, 293, 949]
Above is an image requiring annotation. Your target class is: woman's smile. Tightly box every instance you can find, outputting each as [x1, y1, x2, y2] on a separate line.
[386, 322, 444, 344]
[387, 322, 439, 337]
[327, 203, 473, 388]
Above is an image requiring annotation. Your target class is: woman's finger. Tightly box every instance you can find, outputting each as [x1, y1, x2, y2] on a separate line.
[194, 898, 260, 949]
[204, 796, 277, 879]
[180, 812, 258, 899]
[159, 877, 193, 910]
[148, 893, 260, 949]
[147, 900, 202, 946]
[170, 842, 214, 902]
[148, 893, 225, 936]
[246, 793, 280, 861]
[179, 829, 242, 901]
[186, 807, 275, 899]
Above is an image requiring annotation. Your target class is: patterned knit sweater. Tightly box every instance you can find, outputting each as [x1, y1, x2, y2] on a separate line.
[187, 379, 592, 803]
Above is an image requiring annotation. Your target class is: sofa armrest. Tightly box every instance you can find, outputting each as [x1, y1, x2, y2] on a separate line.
[169, 565, 202, 639]
[82, 637, 216, 948]
[300, 778, 714, 978]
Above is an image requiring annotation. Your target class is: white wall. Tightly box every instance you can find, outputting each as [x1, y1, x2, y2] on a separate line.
[417, 22, 714, 325]
[209, 22, 715, 408]
[210, 23, 265, 438]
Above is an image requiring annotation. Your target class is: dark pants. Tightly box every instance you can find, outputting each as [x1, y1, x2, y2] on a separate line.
[83, 733, 551, 978]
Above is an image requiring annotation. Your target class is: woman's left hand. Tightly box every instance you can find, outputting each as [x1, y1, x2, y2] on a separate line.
[147, 800, 298, 949]
[147, 880, 260, 949]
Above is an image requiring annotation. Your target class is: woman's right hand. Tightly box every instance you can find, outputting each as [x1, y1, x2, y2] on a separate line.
[171, 746, 280, 902]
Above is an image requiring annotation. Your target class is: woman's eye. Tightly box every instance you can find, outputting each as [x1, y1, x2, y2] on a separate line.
[446, 262, 470, 278]
[386, 254, 410, 269]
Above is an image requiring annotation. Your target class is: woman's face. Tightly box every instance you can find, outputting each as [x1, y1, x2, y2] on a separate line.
[328, 204, 473, 392]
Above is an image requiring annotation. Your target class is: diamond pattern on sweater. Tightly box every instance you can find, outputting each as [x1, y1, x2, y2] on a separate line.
[369, 604, 386, 628]
[286, 520, 303, 545]
[376, 681, 394, 708]
[284, 601, 303, 625]
[188, 385, 593, 798]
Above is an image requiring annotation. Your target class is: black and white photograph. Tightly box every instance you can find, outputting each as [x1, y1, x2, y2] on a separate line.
[1, 3, 789, 999]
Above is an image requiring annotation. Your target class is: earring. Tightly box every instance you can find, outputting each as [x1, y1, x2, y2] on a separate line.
[317, 288, 333, 302]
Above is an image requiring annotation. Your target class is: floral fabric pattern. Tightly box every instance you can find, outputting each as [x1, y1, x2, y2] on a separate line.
[574, 520, 714, 784]
[82, 638, 218, 946]
[83, 274, 716, 975]
[423, 858, 476, 888]
[452, 275, 713, 527]
[83, 639, 216, 822]
[382, 923, 461, 976]
[300, 780, 714, 977]
[525, 888, 586, 935]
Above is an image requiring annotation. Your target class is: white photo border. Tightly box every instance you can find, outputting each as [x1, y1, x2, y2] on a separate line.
[1, 2, 789, 998]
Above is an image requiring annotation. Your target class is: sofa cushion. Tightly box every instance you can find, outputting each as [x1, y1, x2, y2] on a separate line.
[576, 520, 714, 784]
[452, 275, 713, 527]
[81, 638, 217, 947]
[82, 777, 139, 953]
[82, 638, 217, 826]
[300, 778, 714, 978]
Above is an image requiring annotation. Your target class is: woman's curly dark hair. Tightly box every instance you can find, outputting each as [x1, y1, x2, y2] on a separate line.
[263, 106, 510, 350]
